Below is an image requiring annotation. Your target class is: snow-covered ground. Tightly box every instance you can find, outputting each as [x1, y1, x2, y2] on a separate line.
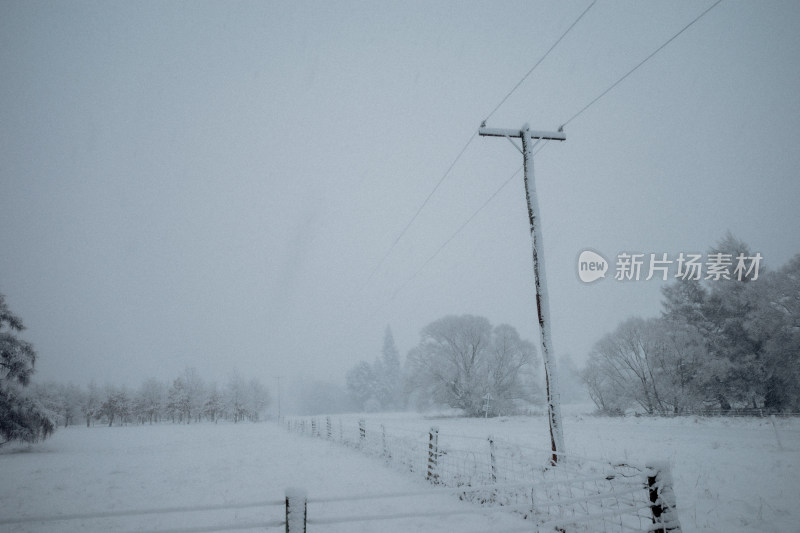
[1, 409, 798, 532]
[0, 421, 530, 533]
[327, 409, 799, 533]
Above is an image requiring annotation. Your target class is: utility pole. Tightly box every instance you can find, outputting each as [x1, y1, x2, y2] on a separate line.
[479, 123, 566, 465]
[274, 376, 282, 421]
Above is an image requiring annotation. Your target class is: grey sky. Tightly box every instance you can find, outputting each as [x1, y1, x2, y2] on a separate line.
[2, 1, 799, 391]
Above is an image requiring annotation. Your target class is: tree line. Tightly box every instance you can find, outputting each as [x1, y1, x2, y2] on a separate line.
[2, 288, 272, 446]
[582, 235, 800, 415]
[32, 368, 271, 428]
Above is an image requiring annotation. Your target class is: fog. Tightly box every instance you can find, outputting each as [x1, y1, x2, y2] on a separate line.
[2, 1, 799, 397]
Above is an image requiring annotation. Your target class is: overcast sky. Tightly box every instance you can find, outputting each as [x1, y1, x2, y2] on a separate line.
[2, 1, 799, 393]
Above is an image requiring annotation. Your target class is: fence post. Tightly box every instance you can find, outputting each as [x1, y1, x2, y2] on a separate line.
[326, 416, 332, 440]
[488, 435, 497, 484]
[359, 418, 366, 447]
[646, 462, 681, 532]
[381, 424, 390, 460]
[311, 418, 317, 437]
[427, 426, 440, 485]
[285, 487, 307, 533]
[770, 415, 784, 450]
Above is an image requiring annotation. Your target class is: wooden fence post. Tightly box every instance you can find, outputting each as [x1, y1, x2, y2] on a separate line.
[646, 462, 681, 532]
[359, 418, 366, 447]
[381, 424, 390, 460]
[326, 416, 332, 440]
[427, 426, 440, 485]
[285, 487, 307, 533]
[488, 435, 497, 484]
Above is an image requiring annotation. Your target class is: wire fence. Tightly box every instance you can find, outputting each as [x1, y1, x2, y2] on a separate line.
[0, 499, 287, 533]
[286, 416, 681, 533]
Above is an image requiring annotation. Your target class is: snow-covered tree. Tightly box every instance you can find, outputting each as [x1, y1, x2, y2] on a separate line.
[203, 383, 223, 423]
[224, 371, 248, 422]
[345, 325, 408, 412]
[744, 253, 800, 410]
[377, 326, 403, 409]
[182, 367, 205, 423]
[221, 372, 270, 422]
[30, 381, 84, 428]
[166, 377, 189, 423]
[583, 317, 676, 415]
[346, 361, 378, 410]
[0, 293, 54, 445]
[583, 235, 799, 414]
[135, 378, 165, 424]
[244, 378, 269, 421]
[406, 315, 537, 416]
[82, 380, 101, 427]
[99, 385, 132, 426]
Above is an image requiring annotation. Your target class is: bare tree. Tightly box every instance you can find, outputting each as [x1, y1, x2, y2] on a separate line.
[406, 315, 536, 416]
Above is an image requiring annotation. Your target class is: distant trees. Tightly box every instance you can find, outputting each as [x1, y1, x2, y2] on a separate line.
[406, 315, 538, 416]
[24, 368, 272, 429]
[0, 293, 54, 445]
[582, 235, 800, 415]
[136, 378, 165, 425]
[346, 326, 405, 412]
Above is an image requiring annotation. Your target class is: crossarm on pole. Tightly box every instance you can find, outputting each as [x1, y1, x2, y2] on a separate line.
[479, 126, 566, 141]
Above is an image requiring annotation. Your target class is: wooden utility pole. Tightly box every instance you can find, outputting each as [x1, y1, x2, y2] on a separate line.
[479, 123, 566, 464]
[274, 376, 282, 421]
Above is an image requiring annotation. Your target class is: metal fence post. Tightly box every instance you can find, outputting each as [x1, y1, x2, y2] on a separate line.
[646, 462, 681, 532]
[427, 426, 439, 485]
[285, 487, 307, 533]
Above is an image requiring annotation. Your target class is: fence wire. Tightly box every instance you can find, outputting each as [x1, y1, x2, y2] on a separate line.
[286, 417, 677, 533]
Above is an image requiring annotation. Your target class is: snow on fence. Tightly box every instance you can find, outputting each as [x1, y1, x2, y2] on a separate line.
[287, 416, 681, 533]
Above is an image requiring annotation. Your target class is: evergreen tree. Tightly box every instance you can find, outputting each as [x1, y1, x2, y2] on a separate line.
[0, 293, 54, 445]
[378, 326, 403, 409]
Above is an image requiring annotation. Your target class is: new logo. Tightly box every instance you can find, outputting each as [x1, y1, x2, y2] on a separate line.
[578, 250, 608, 283]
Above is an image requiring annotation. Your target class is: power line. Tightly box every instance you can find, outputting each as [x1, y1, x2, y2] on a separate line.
[483, 0, 597, 124]
[369, 1, 723, 309]
[562, 0, 724, 128]
[385, 141, 550, 305]
[364, 131, 477, 285]
[364, 2, 596, 288]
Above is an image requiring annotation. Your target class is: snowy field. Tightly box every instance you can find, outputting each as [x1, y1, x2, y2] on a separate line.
[1, 410, 798, 533]
[319, 410, 800, 533]
[0, 421, 530, 533]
